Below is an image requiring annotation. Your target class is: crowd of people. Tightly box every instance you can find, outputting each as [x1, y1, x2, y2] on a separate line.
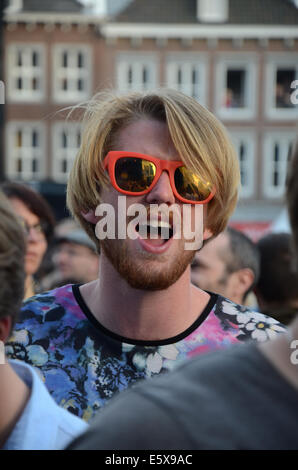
[0, 88, 297, 450]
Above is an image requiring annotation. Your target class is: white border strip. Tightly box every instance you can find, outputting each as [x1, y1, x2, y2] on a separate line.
[102, 23, 298, 39]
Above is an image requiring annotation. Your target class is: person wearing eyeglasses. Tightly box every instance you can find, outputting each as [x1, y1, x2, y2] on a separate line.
[1, 182, 55, 299]
[6, 89, 285, 422]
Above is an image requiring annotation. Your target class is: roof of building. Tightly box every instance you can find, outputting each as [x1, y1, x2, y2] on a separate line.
[22, 0, 83, 13]
[6, 0, 298, 25]
[114, 0, 298, 25]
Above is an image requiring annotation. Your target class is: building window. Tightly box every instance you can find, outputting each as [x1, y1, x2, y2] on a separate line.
[229, 131, 255, 199]
[7, 44, 45, 102]
[53, 45, 91, 103]
[52, 123, 81, 182]
[265, 55, 298, 119]
[275, 69, 295, 108]
[225, 69, 246, 108]
[166, 55, 207, 105]
[6, 123, 45, 180]
[263, 132, 295, 198]
[116, 54, 158, 93]
[215, 56, 257, 120]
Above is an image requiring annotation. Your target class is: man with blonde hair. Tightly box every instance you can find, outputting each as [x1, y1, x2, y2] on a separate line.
[7, 89, 284, 421]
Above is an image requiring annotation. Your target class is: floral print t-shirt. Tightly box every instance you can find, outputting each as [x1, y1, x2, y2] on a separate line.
[6, 284, 285, 422]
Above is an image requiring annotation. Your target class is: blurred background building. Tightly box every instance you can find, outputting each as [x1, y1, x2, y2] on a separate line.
[2, 0, 298, 235]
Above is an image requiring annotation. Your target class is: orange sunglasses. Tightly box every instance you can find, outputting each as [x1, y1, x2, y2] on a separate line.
[103, 151, 215, 204]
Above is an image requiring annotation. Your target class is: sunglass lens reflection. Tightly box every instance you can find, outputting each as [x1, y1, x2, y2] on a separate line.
[174, 167, 212, 201]
[115, 158, 156, 192]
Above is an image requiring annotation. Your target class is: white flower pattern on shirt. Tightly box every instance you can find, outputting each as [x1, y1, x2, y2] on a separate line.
[220, 300, 285, 341]
[123, 343, 179, 377]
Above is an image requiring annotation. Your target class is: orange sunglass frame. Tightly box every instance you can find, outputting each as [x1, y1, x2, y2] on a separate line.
[103, 151, 216, 204]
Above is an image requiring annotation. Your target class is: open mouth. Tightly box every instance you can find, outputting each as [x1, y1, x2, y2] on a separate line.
[136, 220, 174, 246]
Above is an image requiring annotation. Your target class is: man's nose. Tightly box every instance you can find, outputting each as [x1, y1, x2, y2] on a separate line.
[146, 171, 176, 205]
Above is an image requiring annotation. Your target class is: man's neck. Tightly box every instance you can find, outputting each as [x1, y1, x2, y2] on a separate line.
[258, 317, 298, 391]
[79, 260, 211, 341]
[0, 360, 30, 448]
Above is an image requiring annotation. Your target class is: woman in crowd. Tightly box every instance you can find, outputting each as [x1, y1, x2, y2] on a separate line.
[1, 182, 55, 299]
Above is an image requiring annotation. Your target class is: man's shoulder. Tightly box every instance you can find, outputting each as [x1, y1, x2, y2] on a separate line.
[7, 359, 88, 450]
[19, 284, 81, 322]
[213, 295, 286, 342]
[23, 284, 75, 308]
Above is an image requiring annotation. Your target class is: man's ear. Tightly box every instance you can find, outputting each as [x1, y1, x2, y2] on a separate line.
[231, 268, 255, 301]
[0, 317, 12, 343]
[81, 210, 100, 225]
[203, 227, 213, 241]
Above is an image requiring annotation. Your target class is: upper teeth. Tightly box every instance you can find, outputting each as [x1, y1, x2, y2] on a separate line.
[145, 220, 172, 229]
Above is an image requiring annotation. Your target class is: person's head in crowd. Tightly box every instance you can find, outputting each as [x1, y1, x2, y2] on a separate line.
[52, 229, 100, 285]
[67, 89, 240, 292]
[0, 191, 27, 447]
[0, 182, 55, 299]
[255, 232, 298, 324]
[0, 191, 25, 341]
[54, 217, 79, 238]
[191, 227, 259, 305]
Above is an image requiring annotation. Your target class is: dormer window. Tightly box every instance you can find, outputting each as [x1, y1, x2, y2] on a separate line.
[196, 0, 228, 23]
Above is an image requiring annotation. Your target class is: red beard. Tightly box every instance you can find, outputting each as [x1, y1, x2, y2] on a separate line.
[101, 237, 195, 291]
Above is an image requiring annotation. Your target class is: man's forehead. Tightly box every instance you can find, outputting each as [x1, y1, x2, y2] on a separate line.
[113, 119, 180, 161]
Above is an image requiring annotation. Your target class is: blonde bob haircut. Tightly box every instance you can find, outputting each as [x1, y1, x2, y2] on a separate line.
[67, 88, 240, 247]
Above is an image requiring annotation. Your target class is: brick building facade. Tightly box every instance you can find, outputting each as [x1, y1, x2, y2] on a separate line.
[3, 0, 298, 231]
